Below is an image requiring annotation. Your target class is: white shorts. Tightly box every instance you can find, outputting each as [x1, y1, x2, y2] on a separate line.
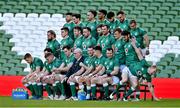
[112, 76, 120, 85]
[141, 48, 146, 57]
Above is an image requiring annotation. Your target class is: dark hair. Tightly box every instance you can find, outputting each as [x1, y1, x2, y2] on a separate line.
[94, 46, 102, 52]
[74, 26, 82, 34]
[83, 27, 91, 32]
[44, 48, 53, 53]
[99, 9, 107, 16]
[107, 11, 115, 19]
[72, 13, 81, 19]
[65, 12, 73, 16]
[130, 19, 136, 24]
[117, 10, 125, 16]
[121, 30, 130, 36]
[47, 30, 56, 37]
[24, 53, 32, 59]
[62, 45, 71, 50]
[89, 10, 97, 17]
[97, 24, 103, 29]
[88, 46, 94, 49]
[107, 48, 114, 53]
[102, 24, 109, 29]
[113, 28, 122, 33]
[61, 27, 69, 32]
[45, 52, 53, 58]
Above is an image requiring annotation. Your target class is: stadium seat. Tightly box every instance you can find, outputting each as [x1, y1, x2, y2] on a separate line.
[156, 72, 169, 78]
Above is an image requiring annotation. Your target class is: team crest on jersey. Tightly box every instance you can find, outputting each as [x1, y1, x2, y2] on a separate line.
[115, 48, 118, 52]
[125, 48, 128, 53]
[102, 44, 105, 48]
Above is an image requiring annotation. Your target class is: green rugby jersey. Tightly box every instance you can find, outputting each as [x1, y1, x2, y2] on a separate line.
[30, 57, 44, 72]
[130, 27, 147, 48]
[46, 39, 61, 59]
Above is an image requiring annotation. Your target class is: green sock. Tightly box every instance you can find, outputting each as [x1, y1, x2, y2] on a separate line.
[91, 84, 96, 98]
[44, 84, 53, 96]
[116, 92, 120, 99]
[27, 84, 35, 96]
[37, 83, 43, 97]
[86, 86, 91, 95]
[136, 90, 140, 99]
[103, 83, 109, 97]
[124, 87, 135, 99]
[53, 84, 59, 95]
[32, 83, 39, 97]
[57, 82, 65, 96]
[70, 83, 76, 97]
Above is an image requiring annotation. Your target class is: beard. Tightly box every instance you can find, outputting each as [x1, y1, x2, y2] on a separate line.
[48, 38, 52, 42]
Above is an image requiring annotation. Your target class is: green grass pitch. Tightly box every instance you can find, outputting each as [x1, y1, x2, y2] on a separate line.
[0, 96, 180, 108]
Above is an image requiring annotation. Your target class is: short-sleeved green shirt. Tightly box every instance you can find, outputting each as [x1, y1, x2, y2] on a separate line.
[85, 21, 97, 39]
[104, 57, 119, 74]
[124, 40, 140, 66]
[118, 19, 130, 31]
[96, 36, 104, 46]
[30, 57, 44, 72]
[108, 19, 120, 34]
[82, 36, 97, 57]
[129, 59, 151, 82]
[84, 55, 96, 67]
[62, 53, 74, 66]
[46, 39, 61, 59]
[113, 37, 126, 65]
[101, 34, 115, 56]
[73, 35, 84, 49]
[96, 19, 110, 26]
[60, 36, 74, 49]
[94, 55, 106, 68]
[130, 27, 147, 48]
[74, 22, 85, 29]
[44, 58, 62, 73]
[60, 36, 74, 58]
[63, 22, 75, 40]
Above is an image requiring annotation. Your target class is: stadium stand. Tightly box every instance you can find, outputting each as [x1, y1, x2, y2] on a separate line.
[0, 0, 179, 79]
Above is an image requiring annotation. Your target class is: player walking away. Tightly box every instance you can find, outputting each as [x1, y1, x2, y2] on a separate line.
[107, 11, 120, 34]
[51, 45, 75, 100]
[96, 9, 110, 26]
[72, 13, 85, 29]
[116, 10, 130, 31]
[100, 25, 115, 56]
[77, 46, 95, 100]
[61, 48, 85, 100]
[82, 27, 97, 57]
[122, 38, 159, 101]
[96, 24, 104, 46]
[22, 53, 44, 99]
[60, 27, 74, 58]
[88, 46, 106, 100]
[73, 26, 84, 50]
[46, 30, 61, 59]
[129, 20, 150, 56]
[40, 53, 62, 100]
[63, 12, 75, 40]
[85, 10, 98, 39]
